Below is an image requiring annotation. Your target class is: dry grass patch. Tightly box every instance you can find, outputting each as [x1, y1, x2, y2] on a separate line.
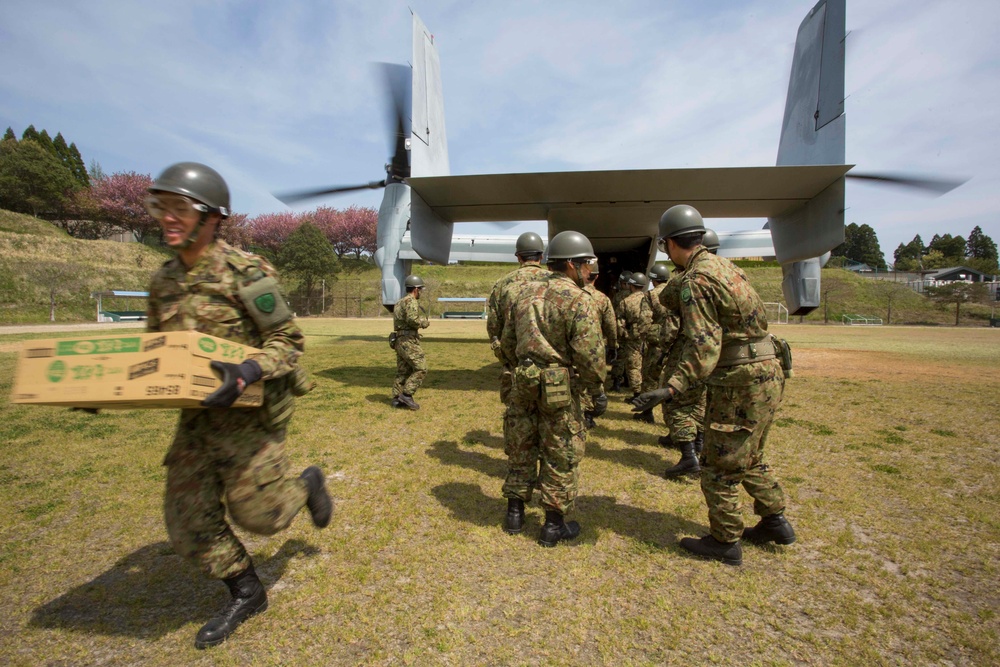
[0, 320, 997, 665]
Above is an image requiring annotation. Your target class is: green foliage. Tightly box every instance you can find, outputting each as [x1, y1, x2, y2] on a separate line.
[276, 221, 341, 305]
[925, 282, 993, 326]
[0, 139, 76, 217]
[833, 222, 886, 269]
[928, 233, 966, 263]
[966, 226, 998, 274]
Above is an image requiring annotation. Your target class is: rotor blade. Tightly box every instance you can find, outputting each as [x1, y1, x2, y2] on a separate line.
[375, 62, 411, 181]
[847, 172, 968, 196]
[274, 180, 386, 205]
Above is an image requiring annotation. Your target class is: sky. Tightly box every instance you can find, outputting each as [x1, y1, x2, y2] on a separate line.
[1, 0, 997, 262]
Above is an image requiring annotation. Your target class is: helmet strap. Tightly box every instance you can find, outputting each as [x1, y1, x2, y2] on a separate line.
[174, 210, 209, 251]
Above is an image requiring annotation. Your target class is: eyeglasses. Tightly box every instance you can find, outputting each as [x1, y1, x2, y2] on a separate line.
[144, 195, 211, 223]
[657, 238, 669, 253]
[572, 257, 598, 267]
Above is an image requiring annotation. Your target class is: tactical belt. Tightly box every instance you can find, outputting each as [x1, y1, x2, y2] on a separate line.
[716, 337, 775, 368]
[396, 328, 419, 336]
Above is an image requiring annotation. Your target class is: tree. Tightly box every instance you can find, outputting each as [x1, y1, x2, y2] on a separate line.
[275, 222, 340, 309]
[925, 282, 991, 326]
[26, 261, 83, 322]
[2, 127, 15, 142]
[0, 138, 76, 216]
[313, 205, 378, 259]
[218, 212, 252, 250]
[88, 159, 106, 182]
[90, 171, 158, 242]
[820, 273, 853, 324]
[893, 234, 924, 271]
[67, 142, 89, 188]
[21, 125, 40, 143]
[834, 222, 885, 269]
[927, 234, 966, 264]
[966, 226, 999, 274]
[870, 280, 913, 325]
[247, 211, 302, 259]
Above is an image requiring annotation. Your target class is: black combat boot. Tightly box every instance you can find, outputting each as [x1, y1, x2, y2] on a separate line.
[504, 498, 525, 535]
[194, 564, 268, 649]
[391, 396, 402, 408]
[742, 512, 797, 545]
[663, 441, 700, 478]
[693, 430, 704, 457]
[632, 409, 655, 424]
[679, 535, 742, 566]
[611, 377, 622, 393]
[626, 392, 641, 406]
[583, 414, 596, 429]
[398, 393, 420, 410]
[657, 435, 675, 449]
[538, 510, 580, 548]
[300, 466, 333, 529]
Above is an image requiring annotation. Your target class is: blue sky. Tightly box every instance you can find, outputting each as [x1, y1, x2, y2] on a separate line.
[1, 0, 997, 260]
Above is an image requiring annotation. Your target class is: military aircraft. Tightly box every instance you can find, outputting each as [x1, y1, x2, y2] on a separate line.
[278, 0, 962, 314]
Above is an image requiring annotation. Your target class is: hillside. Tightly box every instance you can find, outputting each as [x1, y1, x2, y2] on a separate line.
[0, 209, 992, 325]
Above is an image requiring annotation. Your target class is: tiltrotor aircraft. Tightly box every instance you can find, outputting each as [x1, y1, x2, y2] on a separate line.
[278, 0, 962, 314]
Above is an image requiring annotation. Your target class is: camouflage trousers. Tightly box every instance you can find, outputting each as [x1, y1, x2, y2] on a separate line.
[163, 409, 309, 580]
[658, 364, 706, 442]
[641, 343, 662, 393]
[610, 347, 626, 387]
[621, 339, 643, 391]
[700, 360, 786, 543]
[498, 367, 514, 405]
[502, 393, 587, 515]
[393, 335, 427, 397]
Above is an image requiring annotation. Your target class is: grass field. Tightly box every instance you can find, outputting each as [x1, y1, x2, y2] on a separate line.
[1, 320, 998, 665]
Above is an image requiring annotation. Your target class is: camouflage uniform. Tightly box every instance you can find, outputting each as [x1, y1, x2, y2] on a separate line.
[499, 273, 606, 515]
[610, 282, 630, 386]
[665, 248, 786, 543]
[617, 290, 651, 391]
[392, 292, 429, 398]
[641, 281, 668, 394]
[487, 263, 549, 404]
[147, 240, 308, 580]
[658, 269, 707, 442]
[581, 282, 617, 411]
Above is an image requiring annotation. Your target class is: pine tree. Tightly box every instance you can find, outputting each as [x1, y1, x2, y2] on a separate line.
[965, 226, 999, 274]
[21, 125, 40, 142]
[37, 129, 55, 156]
[68, 142, 89, 188]
[3, 127, 16, 142]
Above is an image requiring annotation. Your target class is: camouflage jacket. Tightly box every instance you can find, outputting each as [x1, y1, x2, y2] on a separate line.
[500, 273, 606, 395]
[617, 290, 651, 342]
[583, 283, 617, 350]
[394, 293, 429, 334]
[658, 267, 686, 349]
[644, 282, 668, 346]
[486, 263, 548, 341]
[665, 248, 772, 392]
[146, 240, 303, 380]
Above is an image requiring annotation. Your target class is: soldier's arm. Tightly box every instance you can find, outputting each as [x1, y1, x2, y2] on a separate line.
[665, 276, 722, 395]
[145, 280, 161, 332]
[243, 261, 305, 379]
[486, 280, 503, 340]
[602, 302, 618, 350]
[569, 296, 607, 392]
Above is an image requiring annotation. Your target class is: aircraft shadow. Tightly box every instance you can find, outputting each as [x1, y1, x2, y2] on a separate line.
[317, 365, 498, 392]
[29, 539, 318, 639]
[432, 482, 704, 549]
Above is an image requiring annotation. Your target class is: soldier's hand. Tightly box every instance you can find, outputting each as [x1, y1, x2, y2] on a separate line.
[203, 360, 262, 408]
[420, 318, 430, 329]
[590, 392, 608, 418]
[631, 387, 673, 413]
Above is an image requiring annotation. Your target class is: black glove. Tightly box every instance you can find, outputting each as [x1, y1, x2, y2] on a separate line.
[590, 392, 608, 418]
[605, 348, 618, 365]
[631, 387, 674, 413]
[203, 360, 262, 408]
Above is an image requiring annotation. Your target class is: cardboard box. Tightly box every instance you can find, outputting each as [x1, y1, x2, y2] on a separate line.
[10, 332, 264, 409]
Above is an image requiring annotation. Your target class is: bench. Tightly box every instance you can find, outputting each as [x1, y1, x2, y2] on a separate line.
[100, 310, 147, 322]
[437, 297, 487, 319]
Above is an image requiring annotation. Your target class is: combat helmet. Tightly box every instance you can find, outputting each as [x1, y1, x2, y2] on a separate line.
[148, 162, 230, 216]
[545, 230, 596, 260]
[404, 275, 425, 289]
[702, 228, 720, 253]
[627, 272, 649, 289]
[619, 270, 633, 283]
[648, 262, 671, 282]
[515, 231, 545, 257]
[658, 204, 705, 239]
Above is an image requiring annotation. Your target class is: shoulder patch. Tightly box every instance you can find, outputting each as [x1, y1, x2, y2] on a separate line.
[680, 286, 693, 304]
[254, 292, 276, 314]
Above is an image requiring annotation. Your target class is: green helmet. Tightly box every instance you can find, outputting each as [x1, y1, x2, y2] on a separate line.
[545, 230, 595, 260]
[619, 270, 633, 283]
[627, 272, 649, 289]
[404, 275, 425, 289]
[649, 262, 671, 281]
[702, 228, 720, 252]
[149, 162, 230, 216]
[658, 204, 704, 239]
[515, 231, 545, 256]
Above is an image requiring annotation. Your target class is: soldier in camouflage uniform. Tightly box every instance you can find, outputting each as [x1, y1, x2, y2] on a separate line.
[618, 272, 652, 406]
[581, 265, 617, 428]
[144, 163, 332, 648]
[486, 232, 548, 406]
[635, 263, 670, 424]
[499, 231, 607, 547]
[634, 205, 795, 566]
[609, 270, 632, 392]
[392, 275, 429, 410]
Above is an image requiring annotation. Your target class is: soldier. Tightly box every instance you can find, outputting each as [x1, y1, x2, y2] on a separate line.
[609, 270, 632, 392]
[392, 275, 430, 410]
[144, 162, 332, 649]
[581, 264, 617, 428]
[499, 231, 607, 546]
[618, 272, 652, 406]
[635, 263, 670, 424]
[486, 232, 548, 405]
[634, 205, 795, 566]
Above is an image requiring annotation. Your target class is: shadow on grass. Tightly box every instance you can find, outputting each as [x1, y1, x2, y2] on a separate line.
[317, 364, 498, 392]
[432, 482, 704, 548]
[30, 538, 318, 639]
[305, 334, 490, 345]
[427, 439, 507, 478]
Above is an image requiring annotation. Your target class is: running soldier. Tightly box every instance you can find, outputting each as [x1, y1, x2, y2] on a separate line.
[392, 275, 429, 410]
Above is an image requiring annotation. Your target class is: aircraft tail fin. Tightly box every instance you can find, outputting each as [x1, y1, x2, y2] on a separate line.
[769, 0, 847, 315]
[410, 12, 450, 178]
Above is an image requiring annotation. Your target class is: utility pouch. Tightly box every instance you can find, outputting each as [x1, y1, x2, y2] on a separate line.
[771, 335, 794, 379]
[389, 331, 398, 350]
[540, 365, 572, 409]
[513, 359, 541, 405]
